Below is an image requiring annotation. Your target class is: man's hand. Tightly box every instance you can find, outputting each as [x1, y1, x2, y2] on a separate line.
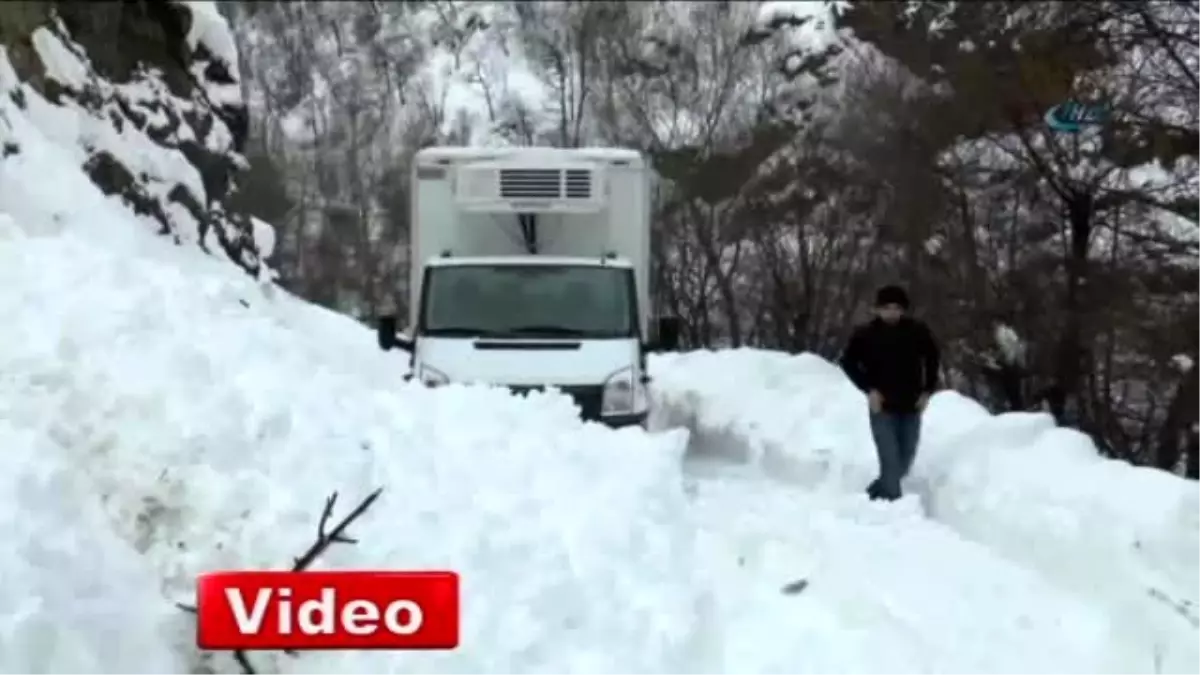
[916, 393, 930, 412]
[868, 390, 884, 413]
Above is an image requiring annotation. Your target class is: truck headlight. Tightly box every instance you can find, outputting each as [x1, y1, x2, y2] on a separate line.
[418, 364, 449, 387]
[601, 367, 646, 416]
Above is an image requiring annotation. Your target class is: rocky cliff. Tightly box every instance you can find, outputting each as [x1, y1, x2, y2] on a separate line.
[0, 0, 272, 278]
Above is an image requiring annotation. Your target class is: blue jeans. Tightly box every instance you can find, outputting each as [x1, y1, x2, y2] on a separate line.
[867, 412, 921, 500]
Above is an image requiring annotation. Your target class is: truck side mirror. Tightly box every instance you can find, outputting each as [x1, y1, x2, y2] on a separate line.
[377, 315, 413, 352]
[655, 316, 682, 352]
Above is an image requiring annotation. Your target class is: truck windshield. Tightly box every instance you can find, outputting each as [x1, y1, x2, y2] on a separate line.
[422, 265, 636, 339]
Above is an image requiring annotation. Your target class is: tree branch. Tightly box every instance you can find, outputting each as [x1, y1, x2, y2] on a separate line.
[178, 487, 384, 674]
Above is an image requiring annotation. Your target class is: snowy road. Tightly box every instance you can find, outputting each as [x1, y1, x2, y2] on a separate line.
[676, 455, 1116, 673]
[655, 350, 1199, 674]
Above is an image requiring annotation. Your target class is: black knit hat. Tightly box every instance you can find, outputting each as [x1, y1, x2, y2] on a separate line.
[875, 285, 910, 309]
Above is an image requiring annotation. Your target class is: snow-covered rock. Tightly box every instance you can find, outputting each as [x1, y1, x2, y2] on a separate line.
[0, 2, 269, 277]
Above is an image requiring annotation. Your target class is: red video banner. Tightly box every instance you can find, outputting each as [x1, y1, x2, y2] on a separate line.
[196, 570, 460, 650]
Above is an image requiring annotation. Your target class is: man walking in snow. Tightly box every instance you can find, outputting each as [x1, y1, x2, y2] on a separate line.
[839, 285, 941, 501]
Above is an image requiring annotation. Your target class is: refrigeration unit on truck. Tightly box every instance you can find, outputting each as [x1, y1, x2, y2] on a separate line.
[376, 146, 681, 428]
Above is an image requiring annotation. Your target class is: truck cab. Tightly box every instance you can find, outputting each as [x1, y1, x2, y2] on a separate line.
[376, 146, 680, 428]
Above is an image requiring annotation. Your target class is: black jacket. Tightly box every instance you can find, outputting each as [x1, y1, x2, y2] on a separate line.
[840, 316, 940, 414]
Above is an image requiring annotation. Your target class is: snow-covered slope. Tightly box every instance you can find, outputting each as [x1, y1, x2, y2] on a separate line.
[0, 11, 707, 674]
[653, 349, 1200, 673]
[0, 53, 705, 673]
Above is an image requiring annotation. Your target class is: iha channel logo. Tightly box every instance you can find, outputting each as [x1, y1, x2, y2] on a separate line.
[1044, 100, 1110, 134]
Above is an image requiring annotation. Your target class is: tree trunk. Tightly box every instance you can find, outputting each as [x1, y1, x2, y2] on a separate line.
[1185, 431, 1198, 480]
[1049, 190, 1093, 426]
[1155, 361, 1198, 474]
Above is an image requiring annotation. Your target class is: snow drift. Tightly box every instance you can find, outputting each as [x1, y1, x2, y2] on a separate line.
[0, 7, 707, 673]
[651, 348, 1200, 672]
[0, 79, 704, 672]
[686, 462, 1121, 674]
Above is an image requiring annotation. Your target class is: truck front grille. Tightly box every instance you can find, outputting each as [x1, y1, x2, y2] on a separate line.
[507, 384, 603, 420]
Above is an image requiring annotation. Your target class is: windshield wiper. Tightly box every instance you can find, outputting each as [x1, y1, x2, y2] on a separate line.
[505, 325, 588, 337]
[425, 326, 504, 337]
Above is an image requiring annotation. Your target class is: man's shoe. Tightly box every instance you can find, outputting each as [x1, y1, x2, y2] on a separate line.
[867, 479, 901, 502]
[866, 479, 882, 500]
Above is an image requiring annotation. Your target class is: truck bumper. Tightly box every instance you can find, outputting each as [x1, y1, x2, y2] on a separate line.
[504, 384, 648, 430]
[599, 411, 649, 429]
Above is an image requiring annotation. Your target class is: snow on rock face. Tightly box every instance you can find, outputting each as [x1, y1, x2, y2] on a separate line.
[0, 4, 268, 279]
[174, 1, 243, 109]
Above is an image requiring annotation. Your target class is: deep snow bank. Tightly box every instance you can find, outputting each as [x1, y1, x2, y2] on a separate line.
[0, 22, 707, 674]
[0, 417, 181, 672]
[652, 349, 878, 491]
[652, 348, 1200, 673]
[686, 462, 1123, 674]
[918, 392, 1200, 671]
[0, 150, 704, 672]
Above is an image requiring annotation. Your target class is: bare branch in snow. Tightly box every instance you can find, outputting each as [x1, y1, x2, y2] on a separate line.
[292, 487, 384, 572]
[178, 487, 385, 674]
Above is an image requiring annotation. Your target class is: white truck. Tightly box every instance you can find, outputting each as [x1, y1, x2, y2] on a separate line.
[376, 146, 681, 428]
